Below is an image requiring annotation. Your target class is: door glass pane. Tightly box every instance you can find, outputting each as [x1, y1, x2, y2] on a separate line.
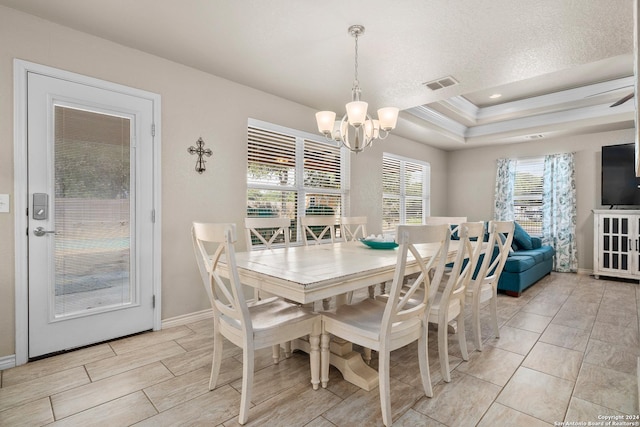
[54, 106, 132, 317]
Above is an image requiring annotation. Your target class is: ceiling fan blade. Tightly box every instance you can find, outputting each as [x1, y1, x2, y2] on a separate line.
[610, 92, 634, 107]
[586, 84, 634, 98]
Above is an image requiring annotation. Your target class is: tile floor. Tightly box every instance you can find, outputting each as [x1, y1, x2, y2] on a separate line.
[1, 273, 639, 426]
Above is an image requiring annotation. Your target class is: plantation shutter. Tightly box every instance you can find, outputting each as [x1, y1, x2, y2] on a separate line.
[303, 138, 342, 216]
[382, 154, 429, 234]
[382, 156, 401, 233]
[247, 119, 348, 242]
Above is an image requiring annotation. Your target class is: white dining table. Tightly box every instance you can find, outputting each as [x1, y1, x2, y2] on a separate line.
[224, 240, 460, 391]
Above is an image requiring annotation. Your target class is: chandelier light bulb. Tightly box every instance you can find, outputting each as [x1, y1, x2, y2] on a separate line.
[315, 111, 336, 134]
[346, 101, 368, 126]
[377, 107, 399, 131]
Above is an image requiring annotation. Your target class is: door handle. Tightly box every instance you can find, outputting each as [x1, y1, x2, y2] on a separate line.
[33, 227, 55, 237]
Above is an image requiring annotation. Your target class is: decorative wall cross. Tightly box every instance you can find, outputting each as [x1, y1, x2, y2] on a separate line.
[188, 137, 213, 174]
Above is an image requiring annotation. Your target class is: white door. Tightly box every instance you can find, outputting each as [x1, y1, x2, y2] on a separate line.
[27, 72, 157, 358]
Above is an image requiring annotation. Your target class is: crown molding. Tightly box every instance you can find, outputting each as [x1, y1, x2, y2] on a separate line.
[404, 76, 635, 143]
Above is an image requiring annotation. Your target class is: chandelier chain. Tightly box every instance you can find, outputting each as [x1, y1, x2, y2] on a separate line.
[353, 31, 359, 88]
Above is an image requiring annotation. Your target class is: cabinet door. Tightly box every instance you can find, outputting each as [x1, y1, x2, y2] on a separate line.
[598, 214, 633, 276]
[632, 215, 640, 275]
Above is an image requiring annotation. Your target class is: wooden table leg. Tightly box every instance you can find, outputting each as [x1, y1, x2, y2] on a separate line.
[290, 336, 379, 391]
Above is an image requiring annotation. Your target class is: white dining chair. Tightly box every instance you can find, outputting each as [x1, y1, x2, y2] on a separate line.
[425, 216, 468, 234]
[340, 216, 373, 299]
[422, 216, 468, 278]
[340, 216, 374, 361]
[466, 220, 514, 351]
[300, 215, 337, 245]
[320, 224, 451, 427]
[301, 215, 338, 310]
[244, 217, 291, 300]
[192, 222, 321, 425]
[427, 221, 484, 382]
[244, 217, 290, 250]
[340, 216, 368, 242]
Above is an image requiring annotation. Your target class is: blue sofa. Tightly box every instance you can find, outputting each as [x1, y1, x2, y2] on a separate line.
[497, 236, 555, 296]
[491, 222, 554, 297]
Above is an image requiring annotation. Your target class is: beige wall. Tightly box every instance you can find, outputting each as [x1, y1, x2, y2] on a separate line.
[446, 128, 636, 273]
[0, 7, 445, 358]
[0, 5, 633, 361]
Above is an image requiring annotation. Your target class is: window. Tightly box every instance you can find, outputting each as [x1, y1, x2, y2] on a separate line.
[247, 119, 348, 243]
[382, 153, 430, 233]
[513, 157, 544, 235]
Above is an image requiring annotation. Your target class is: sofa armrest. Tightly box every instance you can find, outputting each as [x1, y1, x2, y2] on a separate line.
[531, 237, 542, 249]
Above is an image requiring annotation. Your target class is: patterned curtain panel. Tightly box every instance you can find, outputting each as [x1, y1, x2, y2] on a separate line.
[494, 158, 516, 220]
[542, 153, 577, 272]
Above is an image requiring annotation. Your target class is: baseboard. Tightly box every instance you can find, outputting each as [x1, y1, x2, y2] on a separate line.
[576, 268, 593, 276]
[161, 308, 213, 329]
[0, 354, 16, 370]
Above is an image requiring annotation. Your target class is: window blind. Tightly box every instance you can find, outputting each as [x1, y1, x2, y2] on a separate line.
[303, 139, 341, 190]
[247, 127, 296, 187]
[514, 157, 544, 235]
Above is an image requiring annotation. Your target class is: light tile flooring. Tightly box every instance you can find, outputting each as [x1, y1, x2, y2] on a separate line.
[1, 273, 639, 426]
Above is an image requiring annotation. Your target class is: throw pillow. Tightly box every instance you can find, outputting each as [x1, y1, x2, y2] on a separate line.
[513, 222, 533, 250]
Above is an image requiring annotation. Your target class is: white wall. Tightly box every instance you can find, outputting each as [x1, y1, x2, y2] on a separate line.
[446, 128, 636, 272]
[0, 7, 445, 358]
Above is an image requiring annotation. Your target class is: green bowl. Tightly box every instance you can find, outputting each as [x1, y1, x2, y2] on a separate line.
[359, 239, 399, 249]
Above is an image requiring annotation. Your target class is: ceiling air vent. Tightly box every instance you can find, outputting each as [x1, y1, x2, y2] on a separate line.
[423, 76, 459, 91]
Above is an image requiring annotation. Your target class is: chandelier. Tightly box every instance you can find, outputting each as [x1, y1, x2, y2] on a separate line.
[315, 25, 399, 153]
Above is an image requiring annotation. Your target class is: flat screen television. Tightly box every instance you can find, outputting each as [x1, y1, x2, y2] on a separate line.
[601, 143, 640, 206]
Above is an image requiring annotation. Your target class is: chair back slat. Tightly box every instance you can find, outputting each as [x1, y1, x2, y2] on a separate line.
[437, 222, 485, 304]
[301, 216, 337, 245]
[244, 217, 291, 250]
[425, 216, 468, 239]
[340, 216, 368, 242]
[474, 220, 514, 288]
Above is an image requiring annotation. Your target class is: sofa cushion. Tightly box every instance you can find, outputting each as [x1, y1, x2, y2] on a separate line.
[512, 249, 544, 263]
[513, 222, 533, 250]
[524, 245, 555, 261]
[531, 236, 542, 249]
[503, 255, 536, 273]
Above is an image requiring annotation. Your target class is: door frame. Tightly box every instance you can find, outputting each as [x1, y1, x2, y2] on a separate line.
[13, 59, 162, 365]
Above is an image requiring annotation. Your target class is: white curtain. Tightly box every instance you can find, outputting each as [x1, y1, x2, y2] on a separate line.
[493, 158, 516, 220]
[542, 153, 577, 272]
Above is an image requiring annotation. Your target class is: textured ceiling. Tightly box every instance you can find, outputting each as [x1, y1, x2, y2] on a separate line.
[0, 0, 635, 149]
